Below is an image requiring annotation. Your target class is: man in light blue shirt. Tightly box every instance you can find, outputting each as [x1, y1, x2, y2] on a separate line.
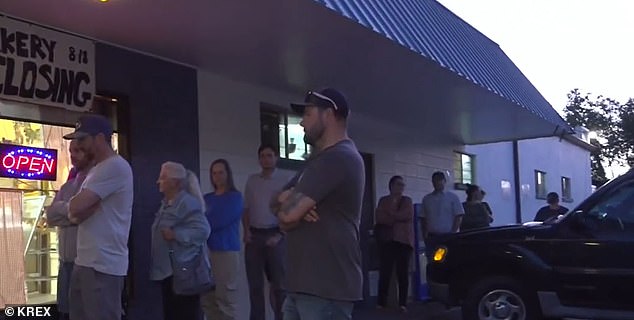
[243, 145, 290, 320]
[421, 171, 464, 258]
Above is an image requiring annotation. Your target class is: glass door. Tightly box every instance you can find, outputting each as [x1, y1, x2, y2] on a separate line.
[0, 190, 26, 309]
[0, 119, 74, 305]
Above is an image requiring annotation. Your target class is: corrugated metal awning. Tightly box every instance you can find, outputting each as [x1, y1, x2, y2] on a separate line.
[314, 0, 572, 132]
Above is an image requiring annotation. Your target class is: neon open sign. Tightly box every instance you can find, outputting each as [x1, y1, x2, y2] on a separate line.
[0, 144, 58, 181]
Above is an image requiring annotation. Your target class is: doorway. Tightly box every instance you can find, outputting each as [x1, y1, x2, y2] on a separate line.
[0, 95, 125, 307]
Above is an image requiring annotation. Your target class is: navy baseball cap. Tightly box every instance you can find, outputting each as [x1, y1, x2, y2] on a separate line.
[63, 114, 113, 140]
[291, 88, 350, 118]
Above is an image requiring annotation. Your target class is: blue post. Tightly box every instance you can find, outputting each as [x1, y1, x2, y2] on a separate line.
[412, 203, 431, 301]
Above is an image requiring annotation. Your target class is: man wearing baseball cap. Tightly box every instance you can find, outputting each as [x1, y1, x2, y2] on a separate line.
[63, 114, 134, 320]
[272, 88, 365, 319]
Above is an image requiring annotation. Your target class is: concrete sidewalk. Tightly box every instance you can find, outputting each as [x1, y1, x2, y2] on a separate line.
[352, 301, 461, 320]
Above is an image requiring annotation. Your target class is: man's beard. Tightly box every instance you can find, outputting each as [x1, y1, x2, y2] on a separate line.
[82, 146, 96, 162]
[74, 160, 91, 172]
[303, 121, 325, 146]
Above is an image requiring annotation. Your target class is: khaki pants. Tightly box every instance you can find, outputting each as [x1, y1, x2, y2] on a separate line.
[201, 251, 240, 320]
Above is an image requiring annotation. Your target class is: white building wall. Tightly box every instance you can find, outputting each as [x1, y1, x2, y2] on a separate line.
[466, 137, 592, 225]
[197, 71, 460, 204]
[197, 70, 458, 318]
[464, 142, 517, 226]
[518, 137, 592, 222]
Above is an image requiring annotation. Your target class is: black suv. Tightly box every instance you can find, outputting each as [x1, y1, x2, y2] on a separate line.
[427, 170, 634, 320]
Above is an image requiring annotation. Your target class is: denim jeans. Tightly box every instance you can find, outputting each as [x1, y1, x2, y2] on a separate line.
[282, 293, 354, 320]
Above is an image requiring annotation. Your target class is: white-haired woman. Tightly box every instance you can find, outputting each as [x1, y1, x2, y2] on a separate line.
[150, 161, 210, 320]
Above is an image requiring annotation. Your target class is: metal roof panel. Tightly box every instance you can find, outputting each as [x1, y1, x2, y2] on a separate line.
[314, 0, 570, 130]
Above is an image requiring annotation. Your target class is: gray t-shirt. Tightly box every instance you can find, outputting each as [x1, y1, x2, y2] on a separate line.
[243, 170, 290, 228]
[285, 139, 365, 301]
[75, 155, 134, 276]
[421, 190, 464, 234]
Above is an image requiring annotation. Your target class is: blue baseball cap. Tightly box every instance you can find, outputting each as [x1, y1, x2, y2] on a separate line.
[291, 88, 350, 119]
[63, 114, 113, 140]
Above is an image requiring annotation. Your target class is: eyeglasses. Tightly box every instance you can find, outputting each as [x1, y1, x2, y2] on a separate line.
[307, 91, 339, 111]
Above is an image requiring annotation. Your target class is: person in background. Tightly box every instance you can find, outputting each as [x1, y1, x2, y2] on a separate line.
[460, 184, 493, 231]
[201, 159, 243, 320]
[46, 140, 93, 320]
[420, 171, 464, 259]
[481, 190, 494, 222]
[243, 145, 288, 320]
[534, 192, 569, 222]
[375, 176, 414, 312]
[150, 161, 210, 320]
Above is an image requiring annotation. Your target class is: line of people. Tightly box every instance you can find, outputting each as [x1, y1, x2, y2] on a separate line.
[48, 87, 366, 320]
[150, 150, 290, 320]
[49, 93, 565, 320]
[373, 172, 495, 311]
[373, 174, 570, 310]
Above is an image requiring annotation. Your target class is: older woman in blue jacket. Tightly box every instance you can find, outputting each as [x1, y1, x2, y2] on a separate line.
[150, 161, 210, 320]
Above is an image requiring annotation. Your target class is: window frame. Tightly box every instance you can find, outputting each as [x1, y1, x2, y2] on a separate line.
[535, 170, 547, 199]
[260, 104, 308, 171]
[453, 152, 475, 190]
[561, 176, 573, 203]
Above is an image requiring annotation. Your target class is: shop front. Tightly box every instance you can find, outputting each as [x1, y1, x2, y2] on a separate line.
[1, 14, 201, 315]
[0, 15, 98, 308]
[0, 114, 119, 306]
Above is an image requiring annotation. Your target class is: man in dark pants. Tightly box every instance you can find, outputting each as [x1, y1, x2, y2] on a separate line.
[243, 145, 290, 320]
[421, 172, 464, 259]
[47, 141, 93, 320]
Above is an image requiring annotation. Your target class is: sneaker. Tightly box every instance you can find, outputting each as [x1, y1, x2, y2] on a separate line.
[399, 305, 408, 313]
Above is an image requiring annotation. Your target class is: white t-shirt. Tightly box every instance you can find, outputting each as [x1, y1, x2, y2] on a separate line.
[75, 155, 134, 276]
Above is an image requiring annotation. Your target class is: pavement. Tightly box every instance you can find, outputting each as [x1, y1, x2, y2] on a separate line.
[352, 301, 462, 320]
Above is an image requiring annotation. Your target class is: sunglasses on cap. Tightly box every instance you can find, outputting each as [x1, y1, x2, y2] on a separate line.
[306, 91, 339, 111]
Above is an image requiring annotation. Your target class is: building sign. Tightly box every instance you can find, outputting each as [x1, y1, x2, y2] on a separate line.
[0, 143, 58, 181]
[0, 16, 95, 111]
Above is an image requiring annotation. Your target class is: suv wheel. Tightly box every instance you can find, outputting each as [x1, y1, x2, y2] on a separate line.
[462, 276, 542, 320]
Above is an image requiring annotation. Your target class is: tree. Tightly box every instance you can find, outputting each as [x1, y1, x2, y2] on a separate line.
[563, 89, 633, 187]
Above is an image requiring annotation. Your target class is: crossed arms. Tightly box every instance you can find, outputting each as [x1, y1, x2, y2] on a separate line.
[68, 189, 101, 224]
[271, 188, 317, 231]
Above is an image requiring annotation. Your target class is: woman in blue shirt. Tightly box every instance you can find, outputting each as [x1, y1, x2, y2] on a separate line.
[201, 159, 243, 320]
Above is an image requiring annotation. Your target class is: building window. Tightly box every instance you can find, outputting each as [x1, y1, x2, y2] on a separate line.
[260, 105, 311, 168]
[561, 177, 572, 202]
[453, 152, 474, 188]
[535, 170, 547, 199]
